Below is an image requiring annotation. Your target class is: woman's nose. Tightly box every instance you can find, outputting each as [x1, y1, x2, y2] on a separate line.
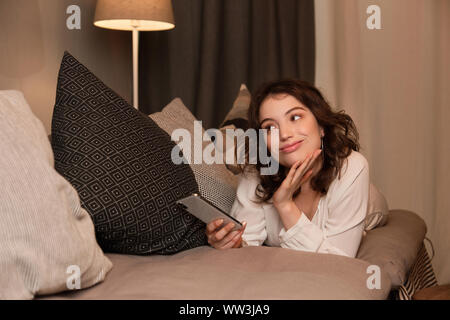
[279, 124, 293, 141]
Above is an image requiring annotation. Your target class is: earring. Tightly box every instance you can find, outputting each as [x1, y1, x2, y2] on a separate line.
[321, 137, 324, 151]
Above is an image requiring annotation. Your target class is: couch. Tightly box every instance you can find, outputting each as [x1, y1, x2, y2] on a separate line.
[0, 52, 438, 300]
[39, 210, 430, 300]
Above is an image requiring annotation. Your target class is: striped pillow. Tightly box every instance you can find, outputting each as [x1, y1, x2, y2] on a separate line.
[0, 90, 112, 299]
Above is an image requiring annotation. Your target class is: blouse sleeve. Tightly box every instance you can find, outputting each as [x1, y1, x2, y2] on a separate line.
[278, 152, 369, 257]
[229, 173, 268, 246]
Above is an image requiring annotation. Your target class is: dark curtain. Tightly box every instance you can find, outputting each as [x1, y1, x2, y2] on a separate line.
[139, 0, 315, 129]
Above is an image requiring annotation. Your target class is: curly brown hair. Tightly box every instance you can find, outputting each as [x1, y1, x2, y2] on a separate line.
[241, 79, 360, 203]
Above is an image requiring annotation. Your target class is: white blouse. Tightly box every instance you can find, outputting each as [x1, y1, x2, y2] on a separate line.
[230, 150, 369, 258]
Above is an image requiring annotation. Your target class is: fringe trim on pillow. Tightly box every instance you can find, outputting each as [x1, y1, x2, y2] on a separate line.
[391, 242, 438, 300]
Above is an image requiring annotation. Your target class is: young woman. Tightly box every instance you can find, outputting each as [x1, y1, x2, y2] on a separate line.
[206, 79, 369, 258]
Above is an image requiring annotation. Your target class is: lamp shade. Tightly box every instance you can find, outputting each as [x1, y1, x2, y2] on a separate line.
[94, 0, 175, 31]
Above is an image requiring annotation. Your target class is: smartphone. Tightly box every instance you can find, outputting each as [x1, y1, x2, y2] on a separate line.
[176, 193, 243, 232]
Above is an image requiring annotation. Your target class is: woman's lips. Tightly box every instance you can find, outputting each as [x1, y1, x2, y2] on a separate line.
[280, 140, 303, 153]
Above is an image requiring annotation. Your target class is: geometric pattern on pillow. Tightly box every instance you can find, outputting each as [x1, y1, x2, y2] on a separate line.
[51, 52, 207, 255]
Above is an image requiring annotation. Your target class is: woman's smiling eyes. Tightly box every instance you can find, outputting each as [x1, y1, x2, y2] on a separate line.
[262, 114, 302, 131]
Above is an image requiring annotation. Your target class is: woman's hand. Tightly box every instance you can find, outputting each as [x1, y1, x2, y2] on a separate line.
[273, 149, 322, 211]
[206, 219, 247, 249]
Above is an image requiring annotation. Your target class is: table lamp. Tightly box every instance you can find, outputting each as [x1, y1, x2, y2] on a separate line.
[94, 0, 175, 109]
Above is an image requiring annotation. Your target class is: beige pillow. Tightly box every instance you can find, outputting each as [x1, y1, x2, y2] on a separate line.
[365, 183, 389, 231]
[220, 84, 251, 129]
[0, 90, 112, 299]
[149, 98, 238, 214]
[219, 84, 252, 175]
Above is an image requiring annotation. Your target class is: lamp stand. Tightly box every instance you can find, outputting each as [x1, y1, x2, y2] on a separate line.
[132, 27, 139, 109]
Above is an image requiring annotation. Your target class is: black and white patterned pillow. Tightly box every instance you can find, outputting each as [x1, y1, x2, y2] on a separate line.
[51, 52, 207, 255]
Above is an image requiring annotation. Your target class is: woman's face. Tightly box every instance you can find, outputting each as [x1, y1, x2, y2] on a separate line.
[259, 93, 324, 168]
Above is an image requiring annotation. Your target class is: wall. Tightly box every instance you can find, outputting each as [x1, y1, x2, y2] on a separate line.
[315, 0, 450, 284]
[0, 0, 132, 134]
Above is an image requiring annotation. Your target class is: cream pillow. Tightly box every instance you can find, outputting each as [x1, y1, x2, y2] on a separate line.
[219, 84, 252, 174]
[0, 90, 112, 299]
[365, 183, 389, 231]
[150, 98, 238, 214]
[220, 84, 251, 129]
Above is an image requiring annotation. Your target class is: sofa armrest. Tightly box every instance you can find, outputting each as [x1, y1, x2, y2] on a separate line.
[356, 210, 427, 288]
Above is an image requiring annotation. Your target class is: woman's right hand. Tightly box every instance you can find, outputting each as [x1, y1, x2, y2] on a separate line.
[206, 219, 247, 249]
[272, 149, 322, 210]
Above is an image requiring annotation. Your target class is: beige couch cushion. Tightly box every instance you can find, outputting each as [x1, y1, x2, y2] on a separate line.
[357, 210, 427, 288]
[41, 245, 391, 300]
[0, 90, 112, 299]
[40, 210, 426, 300]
